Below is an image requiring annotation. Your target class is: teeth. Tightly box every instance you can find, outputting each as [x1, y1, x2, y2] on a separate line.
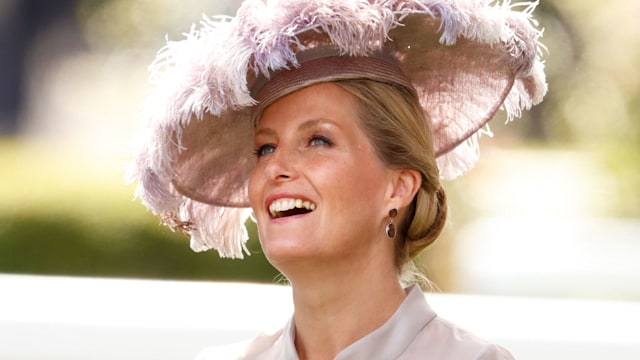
[269, 198, 317, 217]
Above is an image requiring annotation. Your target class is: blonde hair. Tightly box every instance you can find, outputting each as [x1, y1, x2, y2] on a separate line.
[333, 79, 448, 278]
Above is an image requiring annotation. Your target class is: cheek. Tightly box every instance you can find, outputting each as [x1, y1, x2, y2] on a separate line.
[324, 161, 385, 204]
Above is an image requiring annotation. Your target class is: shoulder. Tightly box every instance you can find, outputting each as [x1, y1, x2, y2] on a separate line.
[194, 328, 285, 360]
[404, 316, 515, 360]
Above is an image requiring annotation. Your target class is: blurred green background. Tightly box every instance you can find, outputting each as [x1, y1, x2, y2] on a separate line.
[1, 0, 638, 300]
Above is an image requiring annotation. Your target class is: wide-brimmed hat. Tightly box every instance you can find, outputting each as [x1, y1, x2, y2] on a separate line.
[128, 0, 547, 258]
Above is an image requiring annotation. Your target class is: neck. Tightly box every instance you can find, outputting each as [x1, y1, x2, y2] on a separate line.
[286, 258, 406, 360]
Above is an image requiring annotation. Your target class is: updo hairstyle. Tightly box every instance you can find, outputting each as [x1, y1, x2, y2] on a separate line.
[333, 79, 448, 272]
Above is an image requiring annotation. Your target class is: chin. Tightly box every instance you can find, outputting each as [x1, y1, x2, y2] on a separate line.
[264, 244, 312, 261]
[261, 239, 318, 269]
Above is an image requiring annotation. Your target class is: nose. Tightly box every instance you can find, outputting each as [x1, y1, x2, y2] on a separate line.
[264, 146, 297, 182]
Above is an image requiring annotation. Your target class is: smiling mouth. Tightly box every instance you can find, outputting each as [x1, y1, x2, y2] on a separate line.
[269, 198, 317, 219]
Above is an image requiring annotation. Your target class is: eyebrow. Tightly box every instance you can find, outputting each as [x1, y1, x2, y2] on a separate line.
[254, 127, 276, 138]
[255, 118, 340, 137]
[299, 118, 340, 132]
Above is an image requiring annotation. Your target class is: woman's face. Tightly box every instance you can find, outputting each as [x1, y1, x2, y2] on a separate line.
[248, 83, 396, 268]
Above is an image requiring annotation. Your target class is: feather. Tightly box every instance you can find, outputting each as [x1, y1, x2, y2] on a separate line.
[182, 200, 252, 258]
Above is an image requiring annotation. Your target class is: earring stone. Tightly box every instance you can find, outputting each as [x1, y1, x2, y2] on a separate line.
[386, 208, 398, 239]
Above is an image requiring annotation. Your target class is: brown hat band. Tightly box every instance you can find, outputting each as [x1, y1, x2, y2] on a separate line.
[250, 47, 415, 117]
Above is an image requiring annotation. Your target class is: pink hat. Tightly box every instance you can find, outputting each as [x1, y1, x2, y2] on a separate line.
[128, 0, 547, 258]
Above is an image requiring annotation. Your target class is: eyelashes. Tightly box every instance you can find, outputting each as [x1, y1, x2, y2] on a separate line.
[254, 143, 276, 158]
[308, 135, 332, 147]
[253, 135, 334, 158]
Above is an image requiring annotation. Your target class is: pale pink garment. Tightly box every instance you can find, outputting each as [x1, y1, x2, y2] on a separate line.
[195, 285, 514, 360]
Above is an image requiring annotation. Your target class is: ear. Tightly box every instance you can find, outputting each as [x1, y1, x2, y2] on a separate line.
[385, 169, 421, 209]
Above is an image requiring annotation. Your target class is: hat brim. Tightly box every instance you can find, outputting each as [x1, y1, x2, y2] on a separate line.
[170, 13, 522, 207]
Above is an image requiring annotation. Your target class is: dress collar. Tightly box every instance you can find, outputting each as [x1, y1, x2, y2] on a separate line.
[282, 285, 437, 359]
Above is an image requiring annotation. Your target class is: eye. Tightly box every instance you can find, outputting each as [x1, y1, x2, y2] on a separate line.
[309, 135, 332, 147]
[254, 143, 276, 158]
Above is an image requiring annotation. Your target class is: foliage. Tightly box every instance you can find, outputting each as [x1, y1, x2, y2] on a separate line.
[0, 140, 280, 282]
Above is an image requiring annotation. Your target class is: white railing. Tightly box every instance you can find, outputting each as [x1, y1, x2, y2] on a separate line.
[1, 274, 639, 360]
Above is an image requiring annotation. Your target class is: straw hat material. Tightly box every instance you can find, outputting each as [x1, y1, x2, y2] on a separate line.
[128, 0, 547, 258]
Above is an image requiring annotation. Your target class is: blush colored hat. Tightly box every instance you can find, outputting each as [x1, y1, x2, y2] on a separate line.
[128, 0, 547, 258]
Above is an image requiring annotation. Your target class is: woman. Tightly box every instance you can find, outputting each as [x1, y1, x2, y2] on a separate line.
[128, 0, 547, 358]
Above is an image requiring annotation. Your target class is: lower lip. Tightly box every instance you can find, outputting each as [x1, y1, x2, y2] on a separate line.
[270, 212, 312, 222]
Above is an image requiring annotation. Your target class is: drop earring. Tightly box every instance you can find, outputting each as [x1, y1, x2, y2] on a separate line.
[385, 208, 398, 239]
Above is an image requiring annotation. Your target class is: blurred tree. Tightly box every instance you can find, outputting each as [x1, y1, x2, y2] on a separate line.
[0, 0, 84, 134]
[0, 211, 280, 282]
[524, 1, 582, 141]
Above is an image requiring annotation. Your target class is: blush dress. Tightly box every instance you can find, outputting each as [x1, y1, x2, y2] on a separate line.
[195, 285, 515, 360]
